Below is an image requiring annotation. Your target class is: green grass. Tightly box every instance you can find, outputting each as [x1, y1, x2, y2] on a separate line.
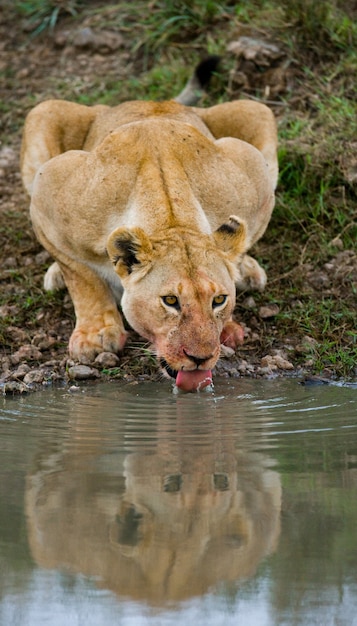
[14, 0, 83, 35]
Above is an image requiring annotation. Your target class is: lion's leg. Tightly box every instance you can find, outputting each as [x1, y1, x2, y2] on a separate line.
[199, 104, 277, 293]
[196, 100, 278, 189]
[20, 100, 102, 195]
[57, 260, 127, 363]
[235, 254, 267, 292]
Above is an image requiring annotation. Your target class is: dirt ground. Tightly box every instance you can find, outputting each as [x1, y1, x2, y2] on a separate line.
[0, 3, 356, 394]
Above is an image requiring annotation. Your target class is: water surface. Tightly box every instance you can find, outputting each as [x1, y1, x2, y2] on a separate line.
[1, 378, 357, 625]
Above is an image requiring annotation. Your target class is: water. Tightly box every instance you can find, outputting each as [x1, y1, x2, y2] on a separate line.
[0, 378, 356, 626]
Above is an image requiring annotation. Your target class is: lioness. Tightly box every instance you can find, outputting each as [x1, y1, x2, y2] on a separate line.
[21, 59, 278, 391]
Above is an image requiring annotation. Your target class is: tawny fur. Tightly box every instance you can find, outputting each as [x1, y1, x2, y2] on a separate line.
[21, 96, 278, 370]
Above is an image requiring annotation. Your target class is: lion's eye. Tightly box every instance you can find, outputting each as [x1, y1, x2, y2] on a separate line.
[212, 294, 227, 308]
[162, 295, 180, 310]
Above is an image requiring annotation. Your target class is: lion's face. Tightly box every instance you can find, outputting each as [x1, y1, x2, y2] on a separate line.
[107, 217, 247, 387]
[121, 250, 235, 374]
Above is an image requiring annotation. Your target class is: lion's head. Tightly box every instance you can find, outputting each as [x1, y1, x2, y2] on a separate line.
[107, 216, 247, 391]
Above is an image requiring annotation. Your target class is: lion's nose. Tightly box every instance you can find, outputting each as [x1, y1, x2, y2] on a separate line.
[183, 349, 213, 367]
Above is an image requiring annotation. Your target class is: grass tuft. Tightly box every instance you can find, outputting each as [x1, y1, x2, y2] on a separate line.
[14, 0, 84, 35]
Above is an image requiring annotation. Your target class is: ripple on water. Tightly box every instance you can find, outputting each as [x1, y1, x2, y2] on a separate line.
[1, 378, 356, 460]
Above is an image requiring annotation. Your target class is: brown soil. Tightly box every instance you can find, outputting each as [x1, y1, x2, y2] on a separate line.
[0, 3, 356, 394]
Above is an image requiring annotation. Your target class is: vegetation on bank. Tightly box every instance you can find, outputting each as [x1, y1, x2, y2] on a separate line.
[1, 0, 356, 379]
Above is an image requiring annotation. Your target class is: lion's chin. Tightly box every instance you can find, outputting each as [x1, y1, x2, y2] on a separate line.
[160, 359, 213, 393]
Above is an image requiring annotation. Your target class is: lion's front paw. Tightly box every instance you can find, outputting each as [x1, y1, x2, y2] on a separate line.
[220, 320, 245, 350]
[69, 324, 128, 363]
[236, 254, 267, 292]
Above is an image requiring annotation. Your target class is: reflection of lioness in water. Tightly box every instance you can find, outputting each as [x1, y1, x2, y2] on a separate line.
[26, 419, 281, 603]
[21, 58, 278, 391]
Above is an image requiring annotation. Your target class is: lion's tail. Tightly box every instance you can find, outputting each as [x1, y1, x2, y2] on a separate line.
[175, 55, 220, 106]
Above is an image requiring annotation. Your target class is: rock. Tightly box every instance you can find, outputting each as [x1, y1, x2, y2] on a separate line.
[53, 30, 70, 48]
[227, 37, 284, 66]
[32, 332, 57, 350]
[306, 270, 329, 289]
[261, 354, 294, 370]
[73, 26, 96, 48]
[73, 27, 124, 53]
[237, 360, 255, 374]
[4, 326, 28, 342]
[35, 250, 51, 265]
[2, 381, 29, 394]
[273, 354, 294, 370]
[295, 335, 317, 354]
[290, 299, 303, 308]
[0, 146, 17, 168]
[68, 385, 81, 393]
[261, 355, 278, 371]
[242, 296, 256, 309]
[220, 345, 235, 358]
[259, 366, 277, 376]
[23, 369, 46, 384]
[9, 364, 30, 380]
[259, 304, 280, 319]
[95, 30, 124, 53]
[0, 357, 11, 374]
[67, 365, 100, 380]
[10, 344, 42, 364]
[330, 237, 344, 250]
[94, 351, 121, 368]
[3, 256, 18, 268]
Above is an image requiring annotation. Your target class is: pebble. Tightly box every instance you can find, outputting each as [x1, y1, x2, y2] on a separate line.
[2, 381, 29, 394]
[67, 365, 100, 380]
[2, 256, 18, 269]
[295, 335, 317, 354]
[35, 250, 51, 265]
[242, 296, 256, 309]
[94, 352, 120, 368]
[261, 354, 294, 370]
[68, 385, 81, 393]
[306, 271, 329, 289]
[0, 146, 16, 168]
[32, 333, 57, 350]
[9, 364, 30, 380]
[5, 326, 28, 342]
[259, 304, 280, 319]
[220, 345, 235, 358]
[10, 344, 42, 364]
[330, 236, 343, 249]
[237, 360, 255, 374]
[73, 27, 124, 52]
[23, 369, 46, 385]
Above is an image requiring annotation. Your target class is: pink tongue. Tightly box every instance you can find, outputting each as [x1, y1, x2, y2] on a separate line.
[175, 369, 213, 392]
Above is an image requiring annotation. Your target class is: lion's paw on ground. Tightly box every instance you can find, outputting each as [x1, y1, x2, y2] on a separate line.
[220, 320, 245, 349]
[69, 325, 128, 363]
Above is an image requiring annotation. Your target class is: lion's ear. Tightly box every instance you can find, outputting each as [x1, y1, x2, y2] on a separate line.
[213, 215, 249, 260]
[107, 227, 153, 279]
